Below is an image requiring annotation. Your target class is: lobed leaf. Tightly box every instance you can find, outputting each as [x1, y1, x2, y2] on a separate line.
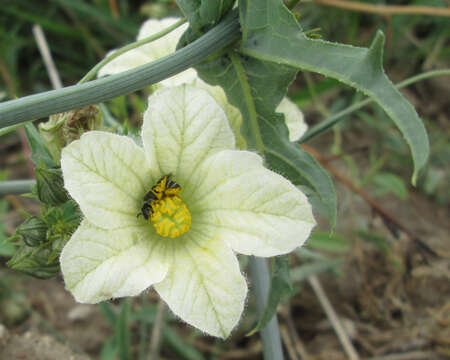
[239, 0, 429, 184]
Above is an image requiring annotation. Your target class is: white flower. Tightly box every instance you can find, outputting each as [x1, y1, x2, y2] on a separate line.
[60, 86, 315, 338]
[98, 17, 307, 143]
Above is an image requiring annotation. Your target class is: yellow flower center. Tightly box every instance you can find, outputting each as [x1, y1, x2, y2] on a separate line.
[150, 195, 191, 238]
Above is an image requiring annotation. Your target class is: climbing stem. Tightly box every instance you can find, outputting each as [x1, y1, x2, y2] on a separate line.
[0, 11, 240, 128]
[79, 18, 187, 83]
[249, 257, 285, 360]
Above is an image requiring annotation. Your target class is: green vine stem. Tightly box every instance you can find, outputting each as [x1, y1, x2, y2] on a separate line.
[0, 11, 240, 128]
[79, 18, 187, 84]
[1, 69, 447, 195]
[249, 257, 285, 360]
[0, 180, 35, 196]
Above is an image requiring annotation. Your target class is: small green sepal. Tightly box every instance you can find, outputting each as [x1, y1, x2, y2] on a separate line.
[35, 167, 69, 206]
[15, 216, 48, 247]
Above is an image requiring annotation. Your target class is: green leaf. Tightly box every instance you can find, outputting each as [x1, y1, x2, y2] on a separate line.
[24, 123, 56, 168]
[196, 52, 337, 227]
[247, 256, 292, 336]
[116, 300, 131, 360]
[307, 232, 351, 254]
[176, 0, 234, 31]
[371, 173, 408, 200]
[100, 336, 118, 360]
[163, 327, 206, 360]
[358, 230, 391, 254]
[290, 259, 343, 283]
[0, 238, 16, 257]
[239, 0, 429, 185]
[99, 302, 118, 327]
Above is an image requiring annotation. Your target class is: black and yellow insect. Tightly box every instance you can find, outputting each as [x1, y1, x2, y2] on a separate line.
[139, 175, 191, 238]
[139, 175, 181, 220]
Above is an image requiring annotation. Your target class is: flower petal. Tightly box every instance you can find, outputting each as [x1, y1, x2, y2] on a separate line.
[154, 227, 247, 338]
[61, 131, 154, 229]
[60, 220, 169, 303]
[276, 97, 307, 142]
[194, 78, 246, 149]
[142, 86, 235, 184]
[98, 48, 151, 77]
[186, 150, 316, 257]
[158, 68, 199, 87]
[98, 18, 188, 78]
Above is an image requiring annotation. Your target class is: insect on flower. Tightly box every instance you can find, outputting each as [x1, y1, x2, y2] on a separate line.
[59, 85, 315, 338]
[138, 175, 191, 238]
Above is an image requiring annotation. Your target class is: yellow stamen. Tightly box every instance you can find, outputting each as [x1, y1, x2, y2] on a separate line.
[150, 195, 191, 238]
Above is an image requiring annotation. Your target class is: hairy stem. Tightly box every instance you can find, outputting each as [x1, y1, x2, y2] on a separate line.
[0, 11, 240, 128]
[249, 257, 285, 360]
[79, 18, 187, 83]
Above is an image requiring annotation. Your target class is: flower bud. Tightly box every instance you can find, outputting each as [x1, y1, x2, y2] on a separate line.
[16, 216, 48, 247]
[35, 167, 69, 206]
[39, 105, 103, 163]
[7, 245, 59, 279]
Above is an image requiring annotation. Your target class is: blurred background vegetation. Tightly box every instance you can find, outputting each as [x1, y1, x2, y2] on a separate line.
[0, 1, 449, 359]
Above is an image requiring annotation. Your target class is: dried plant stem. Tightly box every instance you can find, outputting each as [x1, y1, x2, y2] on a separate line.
[148, 300, 167, 360]
[280, 325, 299, 360]
[285, 306, 311, 360]
[32, 24, 63, 89]
[79, 17, 187, 83]
[308, 275, 360, 360]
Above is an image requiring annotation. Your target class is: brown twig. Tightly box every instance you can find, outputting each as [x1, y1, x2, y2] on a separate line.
[280, 324, 300, 360]
[109, 0, 120, 19]
[285, 306, 312, 360]
[312, 0, 450, 18]
[148, 300, 166, 360]
[0, 60, 15, 96]
[32, 25, 63, 89]
[308, 275, 360, 360]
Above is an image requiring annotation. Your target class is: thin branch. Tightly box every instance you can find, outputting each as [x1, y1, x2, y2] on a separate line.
[285, 305, 312, 360]
[308, 275, 360, 360]
[148, 300, 167, 360]
[79, 18, 187, 83]
[0, 11, 240, 128]
[280, 325, 299, 360]
[313, 0, 450, 17]
[32, 25, 63, 89]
